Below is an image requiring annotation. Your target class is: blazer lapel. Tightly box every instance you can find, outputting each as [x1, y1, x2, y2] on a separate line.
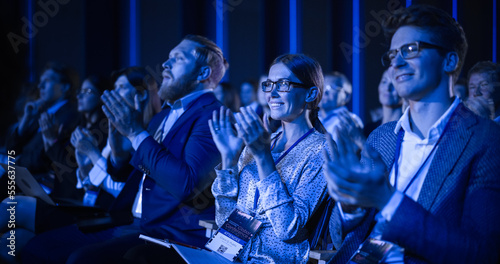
[417, 104, 476, 210]
[161, 93, 217, 146]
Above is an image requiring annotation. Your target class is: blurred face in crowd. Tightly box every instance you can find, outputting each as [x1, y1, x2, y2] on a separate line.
[240, 82, 256, 106]
[266, 63, 309, 122]
[114, 75, 138, 107]
[77, 79, 101, 113]
[319, 75, 343, 112]
[213, 84, 225, 103]
[159, 39, 200, 104]
[378, 70, 401, 107]
[38, 69, 68, 106]
[388, 26, 447, 101]
[468, 72, 498, 102]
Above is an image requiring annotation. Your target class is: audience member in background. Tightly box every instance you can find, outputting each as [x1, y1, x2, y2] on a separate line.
[240, 79, 264, 117]
[210, 54, 329, 263]
[324, 5, 500, 263]
[453, 77, 468, 100]
[365, 69, 403, 136]
[0, 74, 110, 264]
[5, 62, 81, 195]
[465, 61, 500, 123]
[22, 35, 226, 264]
[258, 74, 270, 114]
[319, 71, 363, 151]
[213, 81, 241, 112]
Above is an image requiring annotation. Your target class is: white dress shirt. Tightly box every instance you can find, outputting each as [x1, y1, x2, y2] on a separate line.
[130, 90, 212, 218]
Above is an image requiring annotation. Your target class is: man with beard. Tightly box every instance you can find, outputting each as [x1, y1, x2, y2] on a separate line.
[22, 35, 227, 264]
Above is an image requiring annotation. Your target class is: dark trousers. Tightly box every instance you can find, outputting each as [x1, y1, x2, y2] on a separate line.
[21, 218, 142, 264]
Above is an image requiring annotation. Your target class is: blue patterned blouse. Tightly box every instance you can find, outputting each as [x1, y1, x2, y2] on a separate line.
[212, 130, 329, 263]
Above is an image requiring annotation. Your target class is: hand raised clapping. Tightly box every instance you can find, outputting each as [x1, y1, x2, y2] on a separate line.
[323, 128, 393, 210]
[233, 106, 272, 158]
[209, 106, 243, 169]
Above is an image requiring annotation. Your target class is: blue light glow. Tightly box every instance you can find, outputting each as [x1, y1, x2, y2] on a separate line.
[352, 0, 362, 119]
[406, 0, 412, 7]
[494, 0, 497, 62]
[28, 0, 34, 82]
[289, 0, 297, 53]
[452, 0, 458, 20]
[129, 0, 139, 66]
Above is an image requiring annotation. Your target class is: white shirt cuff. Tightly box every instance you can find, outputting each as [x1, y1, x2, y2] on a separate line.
[88, 157, 109, 186]
[380, 191, 405, 222]
[132, 131, 150, 150]
[76, 168, 83, 189]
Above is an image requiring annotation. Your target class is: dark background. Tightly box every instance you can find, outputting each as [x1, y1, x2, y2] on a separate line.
[1, 0, 497, 141]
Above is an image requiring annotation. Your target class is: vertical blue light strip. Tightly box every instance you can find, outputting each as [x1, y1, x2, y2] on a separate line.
[129, 0, 139, 66]
[352, 0, 361, 119]
[406, 0, 412, 7]
[493, 0, 497, 62]
[452, 0, 458, 20]
[28, 0, 34, 82]
[216, 0, 224, 53]
[289, 0, 297, 53]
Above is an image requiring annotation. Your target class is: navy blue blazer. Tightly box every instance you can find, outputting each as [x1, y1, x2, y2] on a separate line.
[329, 103, 500, 264]
[129, 92, 222, 248]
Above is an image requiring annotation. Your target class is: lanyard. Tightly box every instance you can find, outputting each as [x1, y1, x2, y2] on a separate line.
[254, 128, 315, 211]
[393, 122, 449, 194]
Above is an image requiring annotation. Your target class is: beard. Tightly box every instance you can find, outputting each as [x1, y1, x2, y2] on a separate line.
[159, 71, 199, 104]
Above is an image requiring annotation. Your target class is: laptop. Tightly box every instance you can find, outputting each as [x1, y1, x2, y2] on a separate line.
[1, 163, 97, 208]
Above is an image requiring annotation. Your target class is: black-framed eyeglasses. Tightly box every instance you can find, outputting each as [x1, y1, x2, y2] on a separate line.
[381, 41, 448, 67]
[261, 79, 308, 92]
[78, 88, 99, 96]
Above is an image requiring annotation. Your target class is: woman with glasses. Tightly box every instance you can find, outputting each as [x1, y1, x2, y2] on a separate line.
[209, 54, 330, 263]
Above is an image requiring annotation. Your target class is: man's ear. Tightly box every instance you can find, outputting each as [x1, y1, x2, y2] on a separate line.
[197, 66, 212, 82]
[306, 86, 319, 103]
[444, 51, 459, 73]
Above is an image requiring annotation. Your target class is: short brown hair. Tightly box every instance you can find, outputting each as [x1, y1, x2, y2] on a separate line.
[183, 35, 229, 88]
[383, 5, 468, 81]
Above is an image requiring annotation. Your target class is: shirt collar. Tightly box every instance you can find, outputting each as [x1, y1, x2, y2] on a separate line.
[46, 100, 67, 115]
[164, 89, 211, 111]
[394, 97, 460, 141]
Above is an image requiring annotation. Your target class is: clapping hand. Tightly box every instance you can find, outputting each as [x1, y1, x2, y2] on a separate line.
[71, 127, 100, 164]
[101, 90, 146, 141]
[39, 112, 62, 150]
[233, 106, 272, 158]
[209, 106, 244, 169]
[323, 128, 393, 210]
[336, 109, 366, 151]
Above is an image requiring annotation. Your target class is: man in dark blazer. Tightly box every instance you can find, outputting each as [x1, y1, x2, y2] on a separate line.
[324, 5, 500, 264]
[6, 62, 81, 198]
[21, 35, 228, 263]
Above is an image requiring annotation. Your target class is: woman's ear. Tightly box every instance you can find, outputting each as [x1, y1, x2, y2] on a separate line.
[197, 66, 212, 82]
[444, 51, 459, 73]
[60, 83, 70, 98]
[306, 86, 319, 103]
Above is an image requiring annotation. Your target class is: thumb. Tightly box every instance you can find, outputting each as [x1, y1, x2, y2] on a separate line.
[135, 93, 147, 112]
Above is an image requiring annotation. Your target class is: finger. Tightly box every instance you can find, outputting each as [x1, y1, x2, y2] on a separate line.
[110, 90, 129, 115]
[102, 105, 116, 124]
[211, 109, 219, 131]
[219, 106, 226, 130]
[240, 107, 260, 133]
[101, 91, 122, 116]
[234, 113, 249, 135]
[263, 113, 271, 132]
[224, 108, 232, 131]
[208, 119, 217, 137]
